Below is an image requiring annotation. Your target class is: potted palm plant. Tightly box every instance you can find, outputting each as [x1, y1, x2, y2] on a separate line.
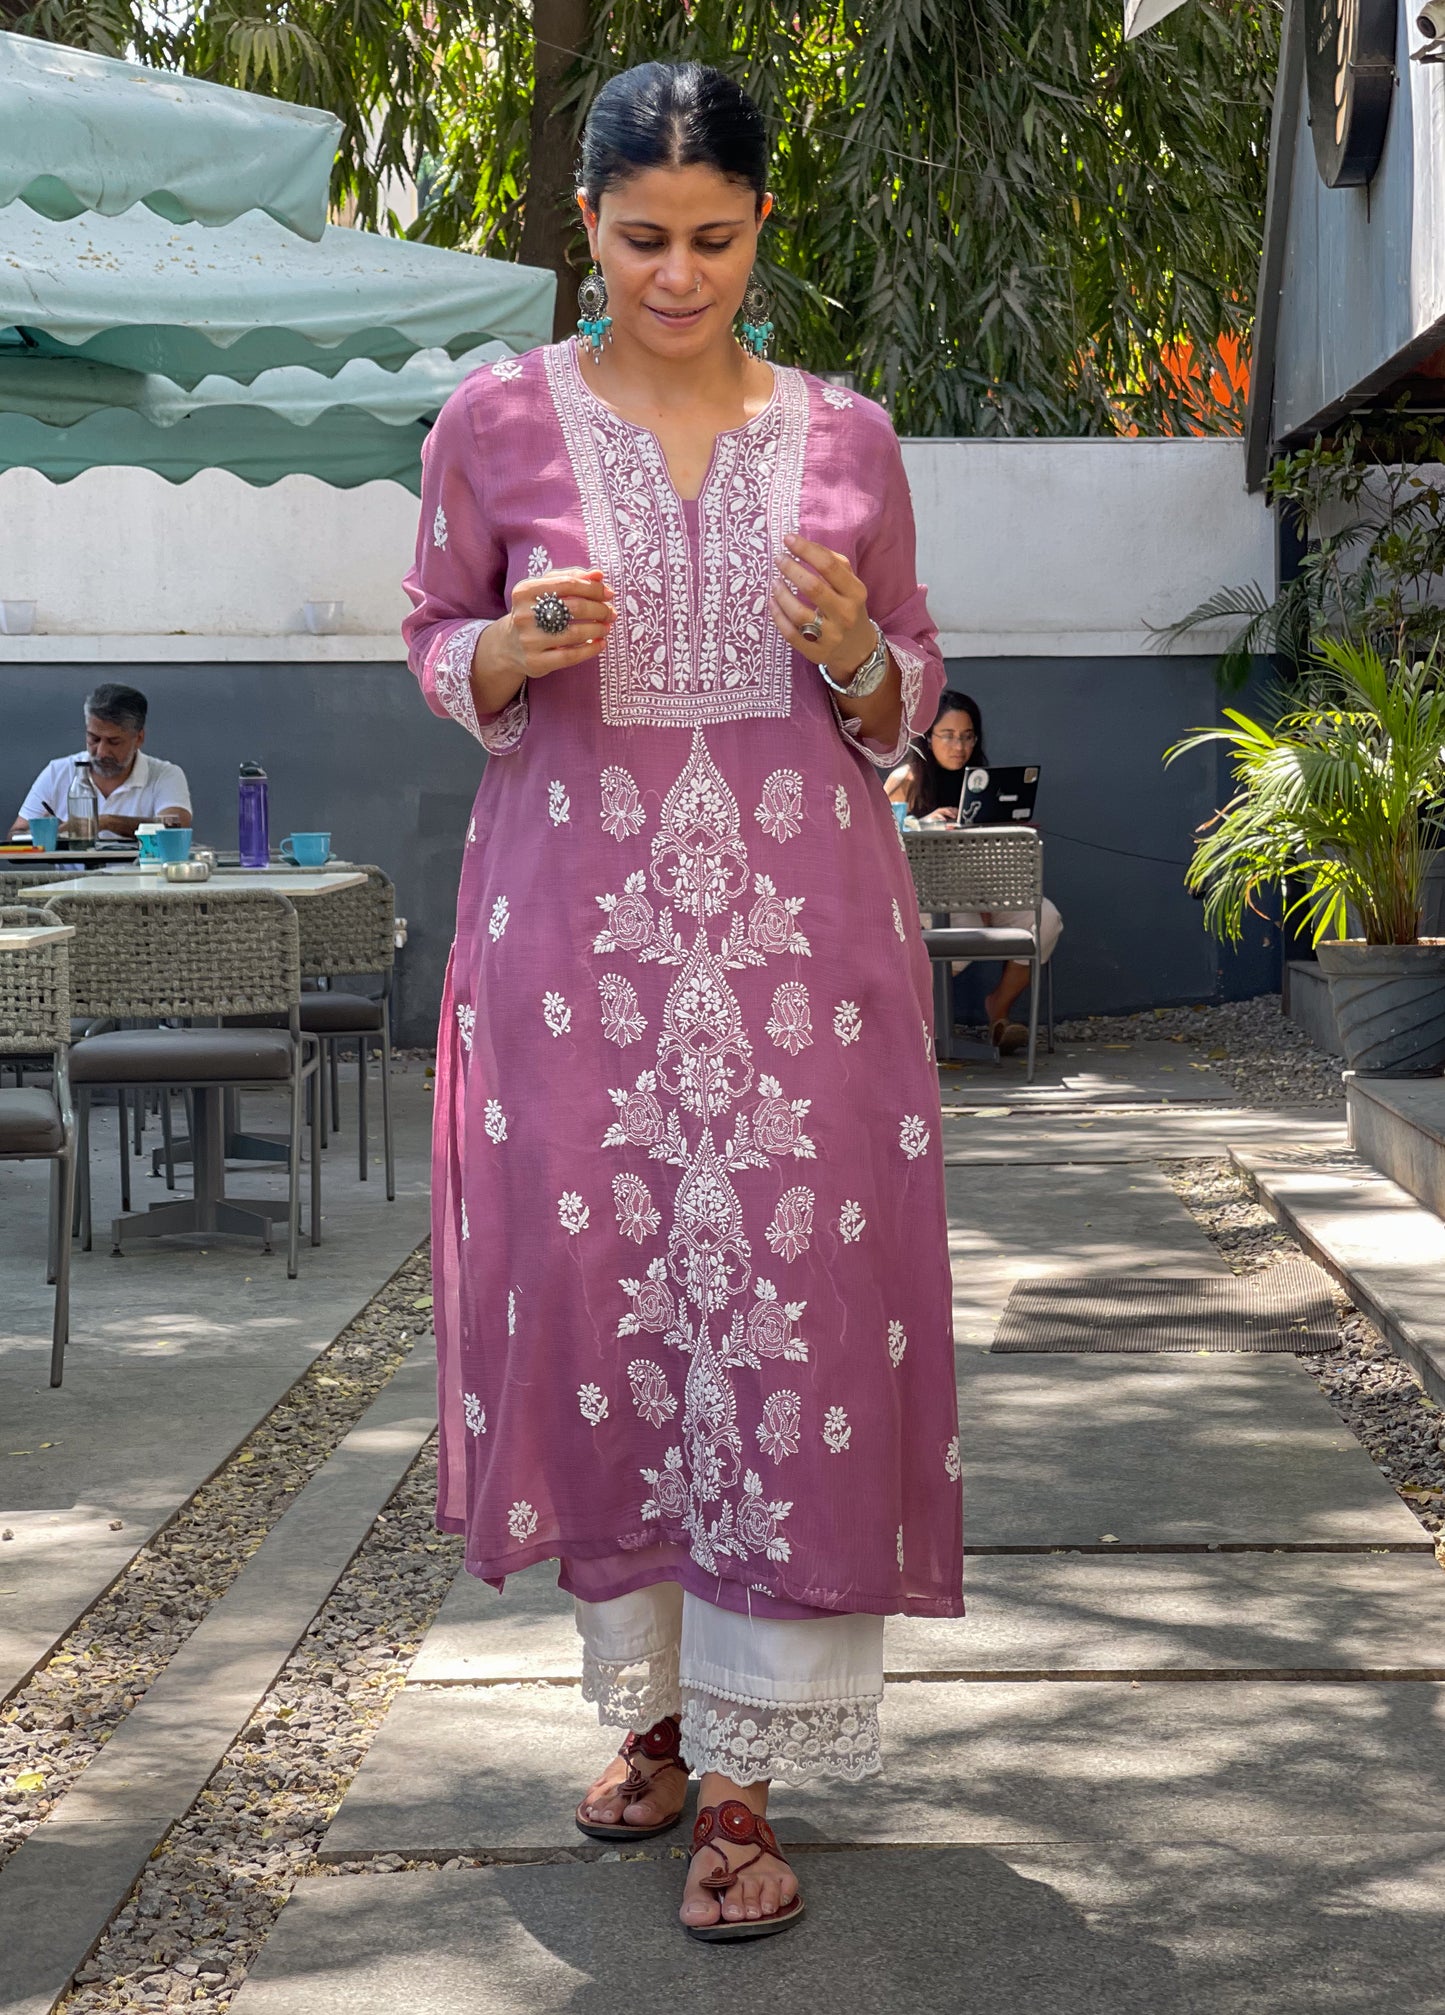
[1167, 638, 1445, 1076]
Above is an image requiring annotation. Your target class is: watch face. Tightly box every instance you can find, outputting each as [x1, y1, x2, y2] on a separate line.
[1303, 0, 1396, 188]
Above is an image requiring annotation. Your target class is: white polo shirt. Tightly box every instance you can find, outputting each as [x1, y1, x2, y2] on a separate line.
[18, 749, 192, 825]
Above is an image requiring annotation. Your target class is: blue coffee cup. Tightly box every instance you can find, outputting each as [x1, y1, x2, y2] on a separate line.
[892, 802, 909, 833]
[27, 815, 59, 851]
[282, 832, 331, 868]
[154, 827, 192, 864]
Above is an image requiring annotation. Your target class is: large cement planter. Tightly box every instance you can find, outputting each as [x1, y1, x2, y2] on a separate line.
[1315, 940, 1445, 1076]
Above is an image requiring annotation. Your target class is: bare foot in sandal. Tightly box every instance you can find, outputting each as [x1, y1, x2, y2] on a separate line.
[576, 1715, 690, 1838]
[680, 1774, 803, 1939]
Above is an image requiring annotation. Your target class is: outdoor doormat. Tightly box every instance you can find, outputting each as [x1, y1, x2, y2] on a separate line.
[990, 1261, 1337, 1354]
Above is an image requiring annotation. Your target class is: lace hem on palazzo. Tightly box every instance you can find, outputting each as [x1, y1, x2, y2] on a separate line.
[679, 1691, 883, 1786]
[580, 1641, 682, 1730]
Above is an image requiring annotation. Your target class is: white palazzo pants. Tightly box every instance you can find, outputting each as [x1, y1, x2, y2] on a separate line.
[575, 1583, 884, 1785]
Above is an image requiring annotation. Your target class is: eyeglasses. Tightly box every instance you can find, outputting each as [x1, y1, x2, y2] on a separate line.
[930, 728, 976, 747]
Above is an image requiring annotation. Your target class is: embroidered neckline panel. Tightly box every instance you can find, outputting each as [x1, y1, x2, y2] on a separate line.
[543, 342, 810, 730]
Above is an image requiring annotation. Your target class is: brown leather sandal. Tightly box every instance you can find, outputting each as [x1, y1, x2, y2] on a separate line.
[575, 1714, 690, 1841]
[683, 1798, 805, 1942]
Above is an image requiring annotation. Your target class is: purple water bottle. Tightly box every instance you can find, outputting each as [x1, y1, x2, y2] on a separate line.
[238, 761, 269, 868]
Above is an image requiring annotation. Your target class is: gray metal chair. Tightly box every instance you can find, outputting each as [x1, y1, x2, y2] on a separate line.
[0, 903, 78, 1385]
[902, 825, 1054, 1082]
[49, 886, 319, 1276]
[284, 867, 397, 1198]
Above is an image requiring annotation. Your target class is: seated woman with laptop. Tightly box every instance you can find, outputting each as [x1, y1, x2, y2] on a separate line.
[885, 689, 1062, 1056]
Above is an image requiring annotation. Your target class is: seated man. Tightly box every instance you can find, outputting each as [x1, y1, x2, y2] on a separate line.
[10, 683, 192, 844]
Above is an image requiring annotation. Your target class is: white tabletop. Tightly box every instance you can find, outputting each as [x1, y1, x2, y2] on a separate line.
[30, 869, 366, 900]
[0, 922, 75, 947]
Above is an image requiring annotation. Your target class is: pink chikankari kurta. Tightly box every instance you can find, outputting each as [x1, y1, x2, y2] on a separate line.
[404, 338, 962, 1626]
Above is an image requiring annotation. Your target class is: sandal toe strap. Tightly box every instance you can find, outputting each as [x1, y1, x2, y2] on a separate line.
[690, 1800, 791, 1873]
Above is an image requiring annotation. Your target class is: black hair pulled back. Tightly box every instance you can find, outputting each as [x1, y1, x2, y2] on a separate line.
[579, 62, 768, 210]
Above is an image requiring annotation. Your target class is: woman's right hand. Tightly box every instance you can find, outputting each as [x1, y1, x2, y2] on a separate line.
[479, 568, 617, 685]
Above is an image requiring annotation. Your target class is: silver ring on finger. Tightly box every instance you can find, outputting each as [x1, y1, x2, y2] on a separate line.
[799, 618, 823, 642]
[532, 591, 573, 635]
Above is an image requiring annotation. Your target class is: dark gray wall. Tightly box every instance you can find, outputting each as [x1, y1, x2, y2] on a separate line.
[1, 661, 481, 1046]
[1, 650, 1274, 1043]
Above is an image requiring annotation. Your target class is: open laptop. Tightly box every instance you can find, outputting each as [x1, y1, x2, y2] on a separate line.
[958, 763, 1041, 826]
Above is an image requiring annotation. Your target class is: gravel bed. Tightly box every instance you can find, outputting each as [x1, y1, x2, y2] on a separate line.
[56, 1445, 461, 2015]
[1056, 994, 1344, 1106]
[0, 1242, 432, 1868]
[1165, 1159, 1445, 1540]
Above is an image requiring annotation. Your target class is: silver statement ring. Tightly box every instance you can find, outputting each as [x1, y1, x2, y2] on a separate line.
[799, 618, 823, 643]
[532, 591, 573, 636]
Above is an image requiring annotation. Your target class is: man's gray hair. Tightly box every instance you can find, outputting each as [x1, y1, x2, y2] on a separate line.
[84, 683, 148, 733]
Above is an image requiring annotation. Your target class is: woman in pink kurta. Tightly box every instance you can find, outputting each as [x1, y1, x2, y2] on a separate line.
[404, 61, 960, 1940]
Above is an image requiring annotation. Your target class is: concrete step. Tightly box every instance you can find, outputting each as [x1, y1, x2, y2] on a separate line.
[1348, 1076, 1445, 1220]
[1283, 959, 1342, 1057]
[1232, 1144, 1445, 1408]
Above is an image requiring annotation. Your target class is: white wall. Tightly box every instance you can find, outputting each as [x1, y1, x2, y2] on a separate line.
[0, 435, 1272, 661]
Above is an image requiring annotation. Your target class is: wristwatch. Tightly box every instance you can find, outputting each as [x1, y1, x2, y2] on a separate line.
[818, 621, 889, 699]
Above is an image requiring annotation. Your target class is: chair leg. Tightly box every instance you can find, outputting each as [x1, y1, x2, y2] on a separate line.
[329, 1040, 341, 1133]
[1025, 959, 1041, 1084]
[380, 1008, 395, 1202]
[287, 1061, 303, 1280]
[133, 1090, 144, 1154]
[357, 1037, 369, 1180]
[51, 1145, 76, 1387]
[161, 1091, 176, 1188]
[310, 1063, 322, 1247]
[78, 1090, 92, 1251]
[316, 1038, 329, 1150]
[118, 1091, 131, 1214]
[1046, 957, 1056, 1053]
[46, 1157, 60, 1286]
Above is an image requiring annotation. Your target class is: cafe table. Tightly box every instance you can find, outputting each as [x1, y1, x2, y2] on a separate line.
[28, 869, 365, 1246]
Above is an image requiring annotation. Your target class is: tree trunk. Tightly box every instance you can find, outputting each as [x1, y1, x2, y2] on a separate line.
[520, 0, 592, 343]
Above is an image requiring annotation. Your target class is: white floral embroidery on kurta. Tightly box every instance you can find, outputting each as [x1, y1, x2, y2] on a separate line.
[822, 1405, 852, 1453]
[507, 1500, 538, 1540]
[834, 783, 852, 829]
[488, 895, 510, 941]
[838, 1199, 866, 1243]
[601, 1070, 665, 1150]
[594, 872, 654, 957]
[747, 1279, 808, 1360]
[944, 1435, 962, 1482]
[891, 897, 906, 942]
[754, 769, 804, 842]
[577, 1383, 609, 1425]
[922, 1015, 934, 1062]
[468, 816, 476, 843]
[483, 1099, 507, 1144]
[491, 356, 523, 380]
[464, 1392, 485, 1436]
[528, 544, 551, 577]
[597, 973, 647, 1045]
[899, 1115, 930, 1159]
[765, 982, 813, 1055]
[455, 1003, 475, 1053]
[897, 1525, 905, 1569]
[628, 1358, 677, 1427]
[766, 1186, 814, 1261]
[757, 1390, 801, 1462]
[599, 766, 647, 840]
[753, 1075, 816, 1159]
[432, 505, 448, 549]
[547, 780, 571, 825]
[461, 1200, 470, 1242]
[822, 383, 854, 409]
[558, 1191, 590, 1235]
[613, 1171, 661, 1243]
[833, 1000, 862, 1046]
[543, 991, 572, 1037]
[887, 1319, 907, 1367]
[616, 1257, 675, 1337]
[507, 1288, 516, 1336]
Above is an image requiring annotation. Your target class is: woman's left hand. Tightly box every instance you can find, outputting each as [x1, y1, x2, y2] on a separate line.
[772, 533, 877, 676]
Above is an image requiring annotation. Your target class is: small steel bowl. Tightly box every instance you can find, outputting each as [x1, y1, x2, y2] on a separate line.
[163, 859, 212, 882]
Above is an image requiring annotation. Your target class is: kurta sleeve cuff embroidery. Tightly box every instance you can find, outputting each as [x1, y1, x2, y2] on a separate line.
[402, 374, 529, 753]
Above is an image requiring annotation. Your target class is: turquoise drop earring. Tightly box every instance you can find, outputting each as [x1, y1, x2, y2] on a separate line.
[577, 266, 612, 362]
[739, 272, 774, 360]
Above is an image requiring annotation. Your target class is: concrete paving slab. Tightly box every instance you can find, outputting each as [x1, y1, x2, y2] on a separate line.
[0, 1347, 437, 2015]
[1236, 1146, 1445, 1411]
[959, 1352, 1427, 1548]
[322, 1678, 1445, 1859]
[940, 1106, 1346, 1165]
[410, 1552, 1445, 1686]
[232, 1839, 1445, 2015]
[1347, 1075, 1445, 1217]
[947, 1162, 1228, 1346]
[0, 1065, 433, 1699]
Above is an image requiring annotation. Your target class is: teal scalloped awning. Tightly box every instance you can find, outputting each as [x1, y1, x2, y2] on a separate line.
[0, 30, 340, 239]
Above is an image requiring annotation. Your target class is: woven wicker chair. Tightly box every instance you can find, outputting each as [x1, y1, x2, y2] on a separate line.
[47, 886, 318, 1276]
[902, 826, 1054, 1081]
[0, 903, 78, 1385]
